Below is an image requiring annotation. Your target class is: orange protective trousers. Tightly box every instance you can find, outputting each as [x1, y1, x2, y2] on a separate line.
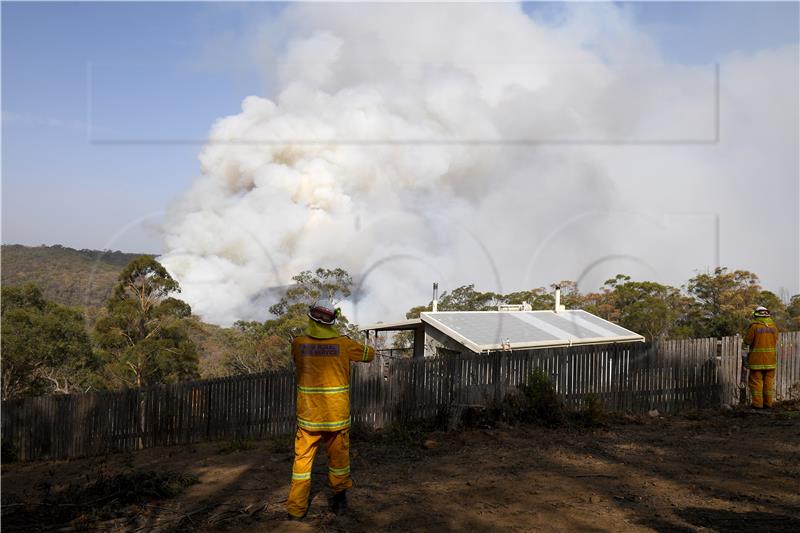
[287, 427, 352, 518]
[748, 369, 775, 408]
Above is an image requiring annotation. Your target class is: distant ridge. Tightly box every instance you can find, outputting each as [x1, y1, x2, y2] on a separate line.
[1, 244, 153, 311]
[1, 244, 240, 378]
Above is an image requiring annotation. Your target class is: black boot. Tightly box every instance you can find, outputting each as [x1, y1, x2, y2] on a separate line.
[287, 508, 308, 521]
[330, 490, 348, 515]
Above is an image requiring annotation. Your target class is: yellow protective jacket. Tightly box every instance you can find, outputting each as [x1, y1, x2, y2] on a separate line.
[292, 323, 375, 431]
[745, 317, 779, 370]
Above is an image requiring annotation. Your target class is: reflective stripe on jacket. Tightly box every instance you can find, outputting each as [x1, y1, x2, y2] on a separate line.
[745, 318, 779, 370]
[292, 333, 375, 431]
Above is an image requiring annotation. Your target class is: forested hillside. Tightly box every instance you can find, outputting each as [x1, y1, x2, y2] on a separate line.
[1, 244, 146, 310]
[1, 245, 238, 378]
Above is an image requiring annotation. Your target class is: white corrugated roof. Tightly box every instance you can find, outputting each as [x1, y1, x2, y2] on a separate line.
[359, 318, 422, 331]
[362, 310, 644, 352]
[419, 310, 644, 352]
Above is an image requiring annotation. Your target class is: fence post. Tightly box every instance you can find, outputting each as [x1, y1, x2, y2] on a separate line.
[735, 334, 747, 406]
[496, 352, 508, 405]
[136, 390, 145, 451]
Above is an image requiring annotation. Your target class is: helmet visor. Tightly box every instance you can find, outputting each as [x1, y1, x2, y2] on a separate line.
[309, 306, 336, 324]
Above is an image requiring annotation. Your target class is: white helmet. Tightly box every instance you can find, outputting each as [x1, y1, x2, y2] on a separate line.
[753, 306, 770, 318]
[308, 299, 338, 325]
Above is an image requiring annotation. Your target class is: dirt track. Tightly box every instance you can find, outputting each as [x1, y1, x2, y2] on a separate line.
[2, 407, 799, 532]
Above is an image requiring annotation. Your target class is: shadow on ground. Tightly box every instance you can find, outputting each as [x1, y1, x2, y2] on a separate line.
[677, 507, 800, 532]
[2, 405, 799, 532]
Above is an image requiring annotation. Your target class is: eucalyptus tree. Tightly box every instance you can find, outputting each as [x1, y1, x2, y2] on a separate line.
[94, 256, 198, 388]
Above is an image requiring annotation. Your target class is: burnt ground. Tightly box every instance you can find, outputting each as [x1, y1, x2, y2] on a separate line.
[2, 405, 799, 532]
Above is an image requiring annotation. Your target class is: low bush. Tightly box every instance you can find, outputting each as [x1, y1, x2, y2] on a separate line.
[3, 469, 199, 530]
[497, 369, 565, 427]
[59, 470, 199, 505]
[218, 436, 254, 454]
[268, 433, 294, 454]
[519, 369, 565, 426]
[787, 382, 800, 403]
[496, 371, 607, 429]
[568, 393, 606, 428]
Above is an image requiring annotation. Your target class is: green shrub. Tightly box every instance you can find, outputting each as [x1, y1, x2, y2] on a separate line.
[382, 421, 426, 445]
[268, 434, 294, 454]
[569, 393, 606, 428]
[522, 369, 565, 426]
[499, 372, 609, 429]
[4, 469, 199, 531]
[502, 369, 564, 427]
[81, 470, 199, 503]
[218, 436, 254, 454]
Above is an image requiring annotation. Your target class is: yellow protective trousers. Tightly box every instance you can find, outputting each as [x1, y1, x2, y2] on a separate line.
[287, 427, 352, 518]
[748, 369, 776, 408]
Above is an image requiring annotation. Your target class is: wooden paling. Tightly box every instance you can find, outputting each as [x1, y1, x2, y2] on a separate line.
[3, 333, 799, 462]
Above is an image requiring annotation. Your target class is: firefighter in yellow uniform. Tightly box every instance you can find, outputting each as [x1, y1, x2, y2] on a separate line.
[287, 299, 375, 519]
[744, 306, 779, 409]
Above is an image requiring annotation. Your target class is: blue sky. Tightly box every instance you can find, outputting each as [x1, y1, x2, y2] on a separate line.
[2, 2, 271, 251]
[2, 1, 799, 256]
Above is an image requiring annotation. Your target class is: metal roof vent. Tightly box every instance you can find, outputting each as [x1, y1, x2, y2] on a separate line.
[554, 285, 566, 314]
[497, 301, 532, 312]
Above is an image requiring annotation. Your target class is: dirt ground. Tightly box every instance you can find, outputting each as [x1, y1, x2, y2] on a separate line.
[2, 406, 799, 532]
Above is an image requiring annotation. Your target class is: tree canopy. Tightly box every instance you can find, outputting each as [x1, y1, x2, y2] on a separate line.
[223, 268, 358, 375]
[788, 295, 800, 331]
[94, 256, 198, 388]
[1, 284, 97, 399]
[593, 275, 694, 340]
[686, 267, 763, 337]
[397, 267, 798, 346]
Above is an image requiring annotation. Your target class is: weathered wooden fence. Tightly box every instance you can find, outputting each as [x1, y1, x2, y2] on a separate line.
[3, 333, 799, 462]
[773, 331, 799, 399]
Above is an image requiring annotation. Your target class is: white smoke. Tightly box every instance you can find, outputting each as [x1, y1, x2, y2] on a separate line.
[159, 3, 799, 326]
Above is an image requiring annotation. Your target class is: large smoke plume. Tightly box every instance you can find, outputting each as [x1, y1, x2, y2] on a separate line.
[159, 3, 799, 326]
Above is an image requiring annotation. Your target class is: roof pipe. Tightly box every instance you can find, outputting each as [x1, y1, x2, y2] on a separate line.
[554, 285, 565, 314]
[432, 282, 439, 313]
[554, 285, 560, 312]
